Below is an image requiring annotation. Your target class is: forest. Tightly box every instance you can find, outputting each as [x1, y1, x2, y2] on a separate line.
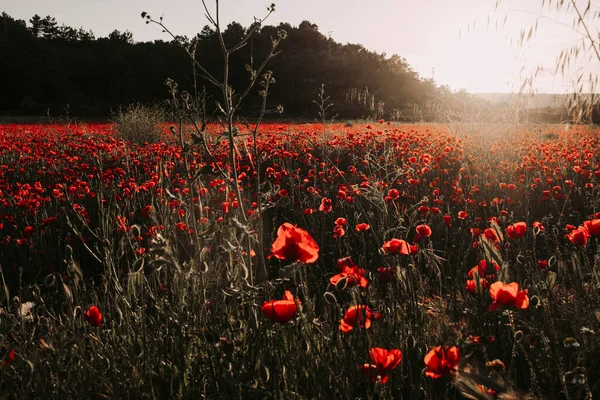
[0, 11, 485, 120]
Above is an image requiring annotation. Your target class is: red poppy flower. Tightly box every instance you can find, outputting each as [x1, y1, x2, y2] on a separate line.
[532, 221, 545, 232]
[384, 189, 399, 202]
[270, 223, 319, 263]
[489, 281, 529, 311]
[141, 205, 153, 218]
[443, 215, 452, 227]
[359, 347, 403, 383]
[416, 224, 432, 238]
[23, 226, 35, 237]
[409, 243, 419, 255]
[319, 197, 333, 213]
[506, 222, 527, 239]
[330, 257, 368, 288]
[469, 335, 495, 345]
[333, 225, 345, 238]
[381, 238, 410, 255]
[424, 346, 460, 378]
[468, 260, 499, 280]
[467, 275, 491, 293]
[261, 290, 300, 323]
[583, 219, 600, 236]
[42, 217, 57, 225]
[482, 228, 499, 243]
[3, 350, 15, 366]
[418, 205, 430, 214]
[538, 259, 548, 269]
[116, 215, 130, 233]
[457, 211, 468, 220]
[566, 226, 589, 246]
[221, 202, 230, 214]
[339, 305, 380, 333]
[355, 223, 370, 232]
[85, 306, 103, 327]
[334, 217, 347, 226]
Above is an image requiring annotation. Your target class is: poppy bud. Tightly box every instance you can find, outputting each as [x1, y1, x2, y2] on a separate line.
[335, 277, 348, 291]
[514, 330, 524, 342]
[259, 366, 270, 382]
[323, 291, 337, 304]
[131, 225, 141, 238]
[65, 245, 73, 259]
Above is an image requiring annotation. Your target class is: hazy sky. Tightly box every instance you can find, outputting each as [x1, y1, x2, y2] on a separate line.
[4, 0, 600, 93]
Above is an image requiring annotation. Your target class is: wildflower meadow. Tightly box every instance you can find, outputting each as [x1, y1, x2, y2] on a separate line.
[0, 121, 599, 398]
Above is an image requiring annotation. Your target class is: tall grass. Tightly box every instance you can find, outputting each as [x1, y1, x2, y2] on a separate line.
[112, 103, 166, 144]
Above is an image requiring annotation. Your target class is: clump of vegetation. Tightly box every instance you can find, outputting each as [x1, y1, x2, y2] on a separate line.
[112, 103, 166, 144]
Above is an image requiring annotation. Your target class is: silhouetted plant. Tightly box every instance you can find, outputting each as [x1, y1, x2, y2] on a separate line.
[112, 103, 166, 144]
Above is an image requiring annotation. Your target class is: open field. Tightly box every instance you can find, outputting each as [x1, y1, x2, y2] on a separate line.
[0, 122, 599, 399]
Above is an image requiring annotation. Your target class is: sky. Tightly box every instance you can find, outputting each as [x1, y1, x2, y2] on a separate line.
[4, 0, 600, 93]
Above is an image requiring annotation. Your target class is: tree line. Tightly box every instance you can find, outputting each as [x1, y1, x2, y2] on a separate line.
[0, 11, 558, 122]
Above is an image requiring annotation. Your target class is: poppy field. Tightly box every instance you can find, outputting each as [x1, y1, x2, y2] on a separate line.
[1, 121, 600, 399]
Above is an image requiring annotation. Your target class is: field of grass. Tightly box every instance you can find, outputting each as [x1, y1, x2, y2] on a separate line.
[0, 121, 599, 399]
